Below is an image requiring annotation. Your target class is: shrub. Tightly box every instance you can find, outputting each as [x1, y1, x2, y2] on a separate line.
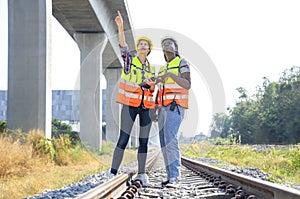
[27, 130, 55, 161]
[52, 118, 80, 146]
[0, 134, 33, 178]
[0, 120, 6, 133]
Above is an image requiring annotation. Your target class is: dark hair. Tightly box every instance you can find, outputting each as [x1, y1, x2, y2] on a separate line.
[161, 36, 180, 61]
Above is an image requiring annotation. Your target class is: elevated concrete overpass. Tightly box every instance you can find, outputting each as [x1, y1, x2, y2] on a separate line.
[52, 0, 135, 67]
[7, 0, 135, 150]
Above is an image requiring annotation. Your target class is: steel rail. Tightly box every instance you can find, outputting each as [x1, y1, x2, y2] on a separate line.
[75, 149, 161, 199]
[182, 156, 300, 199]
[75, 173, 133, 199]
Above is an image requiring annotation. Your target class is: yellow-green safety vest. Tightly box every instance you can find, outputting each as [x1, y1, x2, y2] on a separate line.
[116, 57, 155, 108]
[157, 56, 189, 109]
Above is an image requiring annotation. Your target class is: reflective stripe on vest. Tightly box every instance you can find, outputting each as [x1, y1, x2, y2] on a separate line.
[157, 57, 189, 109]
[116, 57, 155, 108]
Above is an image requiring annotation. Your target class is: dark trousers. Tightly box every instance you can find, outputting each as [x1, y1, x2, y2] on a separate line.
[111, 104, 153, 174]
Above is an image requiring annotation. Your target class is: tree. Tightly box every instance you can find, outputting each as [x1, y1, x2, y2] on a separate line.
[210, 112, 231, 138]
[51, 118, 80, 146]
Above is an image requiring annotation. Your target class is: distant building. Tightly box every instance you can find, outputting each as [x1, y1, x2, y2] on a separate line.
[52, 90, 80, 122]
[0, 91, 7, 121]
[0, 90, 106, 123]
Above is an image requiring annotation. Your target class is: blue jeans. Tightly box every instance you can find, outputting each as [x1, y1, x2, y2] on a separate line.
[158, 103, 184, 180]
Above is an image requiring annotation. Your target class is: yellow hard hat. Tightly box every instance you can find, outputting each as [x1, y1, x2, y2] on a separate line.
[136, 36, 153, 55]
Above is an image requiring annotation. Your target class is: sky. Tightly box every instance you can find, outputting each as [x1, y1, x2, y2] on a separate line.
[1, 0, 300, 137]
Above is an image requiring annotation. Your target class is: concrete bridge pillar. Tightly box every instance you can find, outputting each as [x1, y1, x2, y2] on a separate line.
[103, 68, 121, 143]
[75, 33, 107, 151]
[7, 0, 52, 138]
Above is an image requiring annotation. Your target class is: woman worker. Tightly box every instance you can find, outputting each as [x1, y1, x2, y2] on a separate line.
[107, 11, 156, 187]
[156, 36, 191, 185]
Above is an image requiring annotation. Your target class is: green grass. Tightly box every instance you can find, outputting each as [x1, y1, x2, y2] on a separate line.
[181, 141, 300, 186]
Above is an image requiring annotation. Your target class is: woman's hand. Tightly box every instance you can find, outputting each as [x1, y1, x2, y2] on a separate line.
[157, 72, 172, 83]
[152, 106, 159, 122]
[143, 77, 156, 91]
[115, 10, 126, 47]
[115, 10, 123, 28]
[144, 77, 156, 86]
[157, 72, 191, 89]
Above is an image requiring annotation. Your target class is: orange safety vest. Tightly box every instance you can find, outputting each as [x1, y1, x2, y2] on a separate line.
[157, 57, 189, 109]
[116, 57, 155, 108]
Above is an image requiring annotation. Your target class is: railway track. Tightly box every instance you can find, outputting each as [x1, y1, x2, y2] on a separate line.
[182, 157, 300, 199]
[75, 151, 300, 199]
